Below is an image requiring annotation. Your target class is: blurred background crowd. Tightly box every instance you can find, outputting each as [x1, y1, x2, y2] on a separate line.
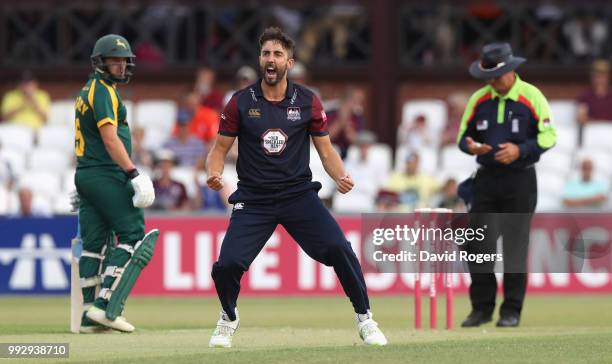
[1, 0, 612, 216]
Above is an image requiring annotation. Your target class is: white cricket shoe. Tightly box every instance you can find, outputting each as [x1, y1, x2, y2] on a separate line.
[357, 311, 388, 346]
[86, 306, 135, 333]
[209, 309, 239, 348]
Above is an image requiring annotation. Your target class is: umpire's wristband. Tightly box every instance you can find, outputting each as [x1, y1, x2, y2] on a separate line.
[126, 168, 140, 180]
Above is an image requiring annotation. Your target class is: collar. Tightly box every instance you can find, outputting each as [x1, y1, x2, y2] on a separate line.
[93, 71, 116, 88]
[489, 74, 522, 101]
[253, 78, 294, 100]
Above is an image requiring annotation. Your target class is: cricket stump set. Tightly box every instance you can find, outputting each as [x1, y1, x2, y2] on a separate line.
[414, 208, 454, 330]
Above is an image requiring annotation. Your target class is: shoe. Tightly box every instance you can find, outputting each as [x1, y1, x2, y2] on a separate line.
[86, 306, 135, 333]
[461, 311, 492, 327]
[209, 309, 239, 348]
[496, 314, 520, 327]
[79, 313, 115, 334]
[79, 325, 116, 334]
[356, 311, 388, 346]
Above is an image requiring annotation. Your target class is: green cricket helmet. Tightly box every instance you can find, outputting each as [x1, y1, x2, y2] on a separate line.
[91, 34, 136, 83]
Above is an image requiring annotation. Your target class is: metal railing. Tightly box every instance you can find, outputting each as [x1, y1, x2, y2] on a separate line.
[3, 1, 612, 71]
[0, 1, 371, 69]
[399, 2, 612, 67]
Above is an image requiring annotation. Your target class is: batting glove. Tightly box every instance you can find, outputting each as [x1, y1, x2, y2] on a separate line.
[128, 169, 155, 208]
[69, 190, 80, 212]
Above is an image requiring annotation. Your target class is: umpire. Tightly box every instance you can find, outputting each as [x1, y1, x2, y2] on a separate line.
[456, 43, 557, 327]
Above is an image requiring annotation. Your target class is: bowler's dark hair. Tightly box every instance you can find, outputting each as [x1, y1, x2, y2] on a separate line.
[259, 27, 294, 58]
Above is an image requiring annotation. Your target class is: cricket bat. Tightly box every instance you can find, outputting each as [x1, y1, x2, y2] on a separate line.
[70, 218, 83, 334]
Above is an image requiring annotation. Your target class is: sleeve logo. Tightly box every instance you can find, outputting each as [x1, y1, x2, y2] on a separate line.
[476, 119, 488, 131]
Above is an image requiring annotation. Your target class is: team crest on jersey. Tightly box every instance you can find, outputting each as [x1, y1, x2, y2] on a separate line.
[476, 119, 488, 131]
[261, 128, 288, 155]
[543, 118, 552, 128]
[287, 107, 301, 121]
[248, 108, 261, 118]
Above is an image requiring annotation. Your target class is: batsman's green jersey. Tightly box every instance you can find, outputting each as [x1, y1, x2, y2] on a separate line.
[75, 72, 131, 169]
[74, 72, 144, 248]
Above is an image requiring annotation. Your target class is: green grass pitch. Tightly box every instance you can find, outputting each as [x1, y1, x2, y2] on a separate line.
[1, 295, 612, 363]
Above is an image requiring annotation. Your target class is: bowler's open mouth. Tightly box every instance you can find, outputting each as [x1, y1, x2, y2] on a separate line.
[265, 66, 277, 77]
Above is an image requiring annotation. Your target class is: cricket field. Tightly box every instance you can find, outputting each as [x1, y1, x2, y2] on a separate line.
[1, 295, 612, 363]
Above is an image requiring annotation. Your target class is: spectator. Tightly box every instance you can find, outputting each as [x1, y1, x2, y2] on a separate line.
[133, 39, 165, 67]
[193, 156, 229, 212]
[131, 126, 153, 171]
[576, 59, 612, 125]
[334, 131, 380, 212]
[375, 190, 400, 212]
[348, 130, 388, 187]
[163, 113, 206, 167]
[326, 88, 365, 159]
[271, 5, 304, 41]
[223, 65, 258, 107]
[461, 0, 503, 59]
[298, 2, 364, 62]
[184, 92, 219, 144]
[195, 67, 224, 112]
[531, 1, 564, 61]
[288, 61, 321, 97]
[15, 186, 52, 217]
[441, 92, 469, 148]
[0, 143, 15, 214]
[398, 114, 433, 151]
[151, 150, 190, 211]
[1, 71, 50, 130]
[385, 152, 439, 211]
[431, 5, 454, 65]
[562, 158, 609, 210]
[563, 9, 608, 59]
[432, 177, 465, 212]
[0, 143, 15, 191]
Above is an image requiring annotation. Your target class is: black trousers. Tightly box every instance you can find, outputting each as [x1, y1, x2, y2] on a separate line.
[211, 189, 370, 321]
[467, 166, 537, 317]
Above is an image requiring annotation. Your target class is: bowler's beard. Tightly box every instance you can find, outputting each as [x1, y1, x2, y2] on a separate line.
[261, 64, 288, 86]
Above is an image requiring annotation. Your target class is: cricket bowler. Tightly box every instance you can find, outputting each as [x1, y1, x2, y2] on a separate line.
[206, 27, 387, 348]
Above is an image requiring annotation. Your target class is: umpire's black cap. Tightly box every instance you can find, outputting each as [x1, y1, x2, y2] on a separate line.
[469, 43, 525, 80]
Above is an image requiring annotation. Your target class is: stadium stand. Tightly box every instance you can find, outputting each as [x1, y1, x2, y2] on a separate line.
[0, 92, 609, 214]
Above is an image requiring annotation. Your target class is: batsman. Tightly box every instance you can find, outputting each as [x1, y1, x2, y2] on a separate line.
[73, 34, 158, 333]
